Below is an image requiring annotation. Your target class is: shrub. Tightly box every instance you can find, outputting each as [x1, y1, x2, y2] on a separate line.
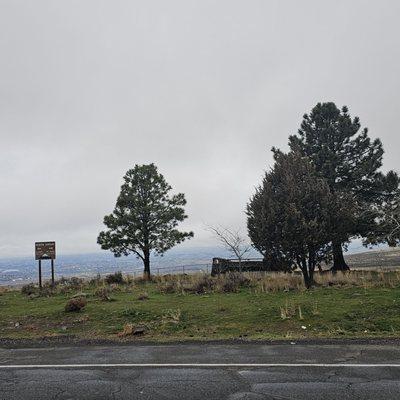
[55, 276, 84, 291]
[38, 287, 56, 297]
[21, 283, 37, 296]
[66, 277, 84, 287]
[216, 273, 252, 293]
[88, 274, 102, 286]
[105, 271, 124, 285]
[187, 275, 215, 294]
[65, 297, 87, 312]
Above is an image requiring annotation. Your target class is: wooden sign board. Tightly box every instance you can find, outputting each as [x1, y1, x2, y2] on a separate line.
[35, 241, 56, 260]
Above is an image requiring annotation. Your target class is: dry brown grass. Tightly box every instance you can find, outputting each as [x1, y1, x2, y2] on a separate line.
[155, 273, 252, 294]
[279, 302, 305, 320]
[117, 323, 147, 337]
[94, 286, 113, 301]
[253, 270, 400, 292]
[254, 273, 304, 293]
[17, 269, 400, 299]
[137, 291, 149, 301]
[0, 286, 9, 295]
[314, 270, 400, 289]
[154, 270, 400, 294]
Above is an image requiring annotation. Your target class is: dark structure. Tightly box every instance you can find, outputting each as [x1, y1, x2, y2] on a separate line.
[211, 257, 267, 275]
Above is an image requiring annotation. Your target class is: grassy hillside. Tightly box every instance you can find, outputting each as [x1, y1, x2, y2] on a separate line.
[1, 271, 400, 342]
[345, 248, 400, 269]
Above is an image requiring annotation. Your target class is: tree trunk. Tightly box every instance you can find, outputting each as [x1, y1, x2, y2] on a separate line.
[302, 271, 314, 289]
[331, 240, 350, 271]
[143, 249, 151, 280]
[299, 258, 315, 289]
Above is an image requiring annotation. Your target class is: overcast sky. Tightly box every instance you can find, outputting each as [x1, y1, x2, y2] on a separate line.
[0, 0, 399, 257]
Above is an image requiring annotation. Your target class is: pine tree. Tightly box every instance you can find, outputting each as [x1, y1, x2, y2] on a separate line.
[247, 150, 332, 287]
[288, 102, 397, 270]
[97, 164, 193, 278]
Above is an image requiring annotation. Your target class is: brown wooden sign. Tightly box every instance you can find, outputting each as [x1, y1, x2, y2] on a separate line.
[35, 241, 56, 260]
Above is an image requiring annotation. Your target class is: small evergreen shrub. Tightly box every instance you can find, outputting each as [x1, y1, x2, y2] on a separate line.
[105, 271, 124, 285]
[65, 297, 87, 312]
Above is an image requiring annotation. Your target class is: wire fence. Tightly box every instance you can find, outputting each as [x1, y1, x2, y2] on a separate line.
[129, 263, 212, 277]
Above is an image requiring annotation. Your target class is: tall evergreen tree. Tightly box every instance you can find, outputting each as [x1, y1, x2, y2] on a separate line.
[97, 164, 193, 278]
[288, 102, 396, 270]
[247, 150, 332, 287]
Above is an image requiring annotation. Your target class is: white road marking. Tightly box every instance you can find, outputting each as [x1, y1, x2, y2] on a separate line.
[0, 363, 400, 369]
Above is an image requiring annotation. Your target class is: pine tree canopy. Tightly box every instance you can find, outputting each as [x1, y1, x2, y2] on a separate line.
[97, 164, 193, 276]
[287, 102, 399, 269]
[289, 102, 385, 198]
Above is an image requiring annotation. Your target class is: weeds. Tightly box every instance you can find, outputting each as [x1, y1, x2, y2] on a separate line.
[162, 309, 182, 324]
[137, 292, 149, 301]
[280, 302, 296, 319]
[157, 279, 181, 294]
[117, 323, 146, 337]
[94, 286, 113, 301]
[279, 302, 306, 320]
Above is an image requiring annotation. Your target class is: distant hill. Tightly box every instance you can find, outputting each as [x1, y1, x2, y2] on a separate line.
[345, 248, 400, 269]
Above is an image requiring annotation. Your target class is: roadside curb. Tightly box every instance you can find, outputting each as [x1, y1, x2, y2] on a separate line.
[1, 336, 400, 349]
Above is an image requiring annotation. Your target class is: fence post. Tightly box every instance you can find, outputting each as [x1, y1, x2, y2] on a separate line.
[182, 266, 185, 274]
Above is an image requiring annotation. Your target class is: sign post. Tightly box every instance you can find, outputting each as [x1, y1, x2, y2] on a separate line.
[35, 241, 56, 288]
[38, 259, 42, 288]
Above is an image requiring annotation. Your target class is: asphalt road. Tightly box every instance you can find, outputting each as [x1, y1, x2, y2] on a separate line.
[1, 341, 400, 399]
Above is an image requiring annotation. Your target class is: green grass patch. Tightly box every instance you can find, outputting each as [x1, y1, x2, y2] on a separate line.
[1, 282, 400, 341]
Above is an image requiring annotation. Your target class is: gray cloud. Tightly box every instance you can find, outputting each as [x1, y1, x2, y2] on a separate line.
[0, 0, 399, 256]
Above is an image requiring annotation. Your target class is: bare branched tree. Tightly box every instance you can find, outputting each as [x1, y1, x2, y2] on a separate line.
[208, 225, 252, 269]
